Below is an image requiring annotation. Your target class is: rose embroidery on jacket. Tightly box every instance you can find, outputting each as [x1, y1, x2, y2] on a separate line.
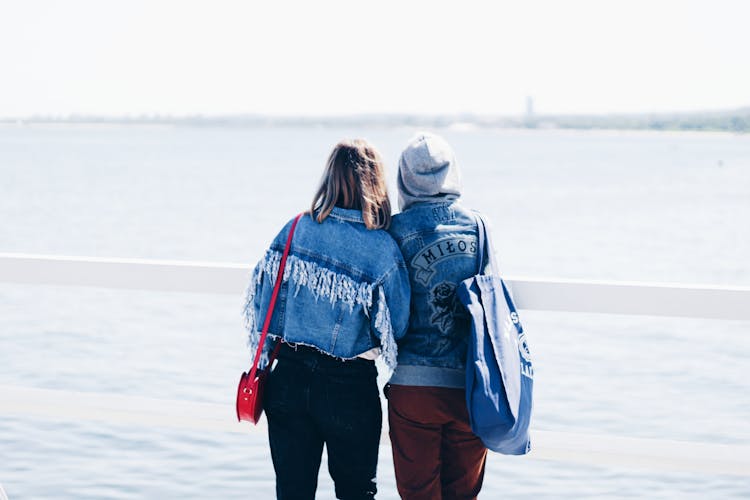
[429, 281, 467, 334]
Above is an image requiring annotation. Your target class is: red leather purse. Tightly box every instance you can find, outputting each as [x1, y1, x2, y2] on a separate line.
[237, 213, 302, 424]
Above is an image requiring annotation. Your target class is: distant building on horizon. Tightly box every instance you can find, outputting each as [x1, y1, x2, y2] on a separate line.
[524, 96, 536, 127]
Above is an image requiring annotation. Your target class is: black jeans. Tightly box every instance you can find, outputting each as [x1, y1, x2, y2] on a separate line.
[263, 343, 382, 500]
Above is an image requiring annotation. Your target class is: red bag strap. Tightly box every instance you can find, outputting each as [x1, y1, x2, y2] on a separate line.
[248, 213, 303, 380]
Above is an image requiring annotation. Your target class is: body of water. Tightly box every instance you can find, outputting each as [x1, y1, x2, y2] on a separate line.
[1, 125, 749, 498]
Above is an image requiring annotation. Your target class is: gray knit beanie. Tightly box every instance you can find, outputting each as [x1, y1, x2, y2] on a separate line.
[397, 132, 463, 211]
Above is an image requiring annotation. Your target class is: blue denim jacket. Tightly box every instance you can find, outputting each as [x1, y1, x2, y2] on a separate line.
[243, 208, 411, 370]
[387, 200, 481, 388]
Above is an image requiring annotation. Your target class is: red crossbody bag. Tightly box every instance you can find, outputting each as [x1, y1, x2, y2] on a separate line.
[236, 213, 303, 423]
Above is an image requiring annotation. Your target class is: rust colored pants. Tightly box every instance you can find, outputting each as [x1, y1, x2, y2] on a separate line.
[387, 384, 488, 500]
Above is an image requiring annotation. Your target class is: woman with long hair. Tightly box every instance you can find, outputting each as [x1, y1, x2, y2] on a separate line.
[243, 139, 410, 499]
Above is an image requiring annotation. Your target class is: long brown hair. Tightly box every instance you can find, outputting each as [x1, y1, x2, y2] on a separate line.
[311, 139, 392, 230]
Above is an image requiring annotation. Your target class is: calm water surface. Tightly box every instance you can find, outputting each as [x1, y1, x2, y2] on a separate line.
[1, 125, 749, 498]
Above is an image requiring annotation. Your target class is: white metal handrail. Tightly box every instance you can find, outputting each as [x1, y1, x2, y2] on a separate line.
[1, 252, 749, 320]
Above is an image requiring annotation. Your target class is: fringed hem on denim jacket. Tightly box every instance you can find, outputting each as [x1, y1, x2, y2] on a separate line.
[243, 249, 398, 370]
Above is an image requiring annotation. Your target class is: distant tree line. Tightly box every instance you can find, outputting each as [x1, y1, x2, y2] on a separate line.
[523, 108, 750, 133]
[2, 108, 749, 133]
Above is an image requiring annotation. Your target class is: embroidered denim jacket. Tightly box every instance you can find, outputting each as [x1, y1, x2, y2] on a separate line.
[243, 208, 411, 370]
[387, 200, 481, 388]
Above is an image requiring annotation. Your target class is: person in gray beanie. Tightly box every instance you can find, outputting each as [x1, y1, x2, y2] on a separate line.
[397, 132, 463, 211]
[386, 132, 489, 499]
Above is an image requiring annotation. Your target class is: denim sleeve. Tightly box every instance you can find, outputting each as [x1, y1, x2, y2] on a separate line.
[242, 255, 274, 369]
[383, 260, 411, 341]
[372, 258, 411, 370]
[242, 218, 296, 367]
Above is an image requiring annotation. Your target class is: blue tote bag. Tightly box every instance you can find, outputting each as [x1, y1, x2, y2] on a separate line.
[456, 214, 534, 455]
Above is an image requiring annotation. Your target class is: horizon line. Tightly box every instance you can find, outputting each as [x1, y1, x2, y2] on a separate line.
[2, 105, 750, 122]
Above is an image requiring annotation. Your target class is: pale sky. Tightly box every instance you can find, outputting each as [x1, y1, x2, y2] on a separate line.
[1, 0, 749, 117]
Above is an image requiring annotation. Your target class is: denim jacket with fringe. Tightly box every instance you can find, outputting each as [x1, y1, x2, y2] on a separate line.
[243, 208, 411, 370]
[387, 200, 482, 388]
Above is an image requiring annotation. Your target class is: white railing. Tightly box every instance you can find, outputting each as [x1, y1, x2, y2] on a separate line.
[2, 253, 749, 319]
[1, 252, 749, 477]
